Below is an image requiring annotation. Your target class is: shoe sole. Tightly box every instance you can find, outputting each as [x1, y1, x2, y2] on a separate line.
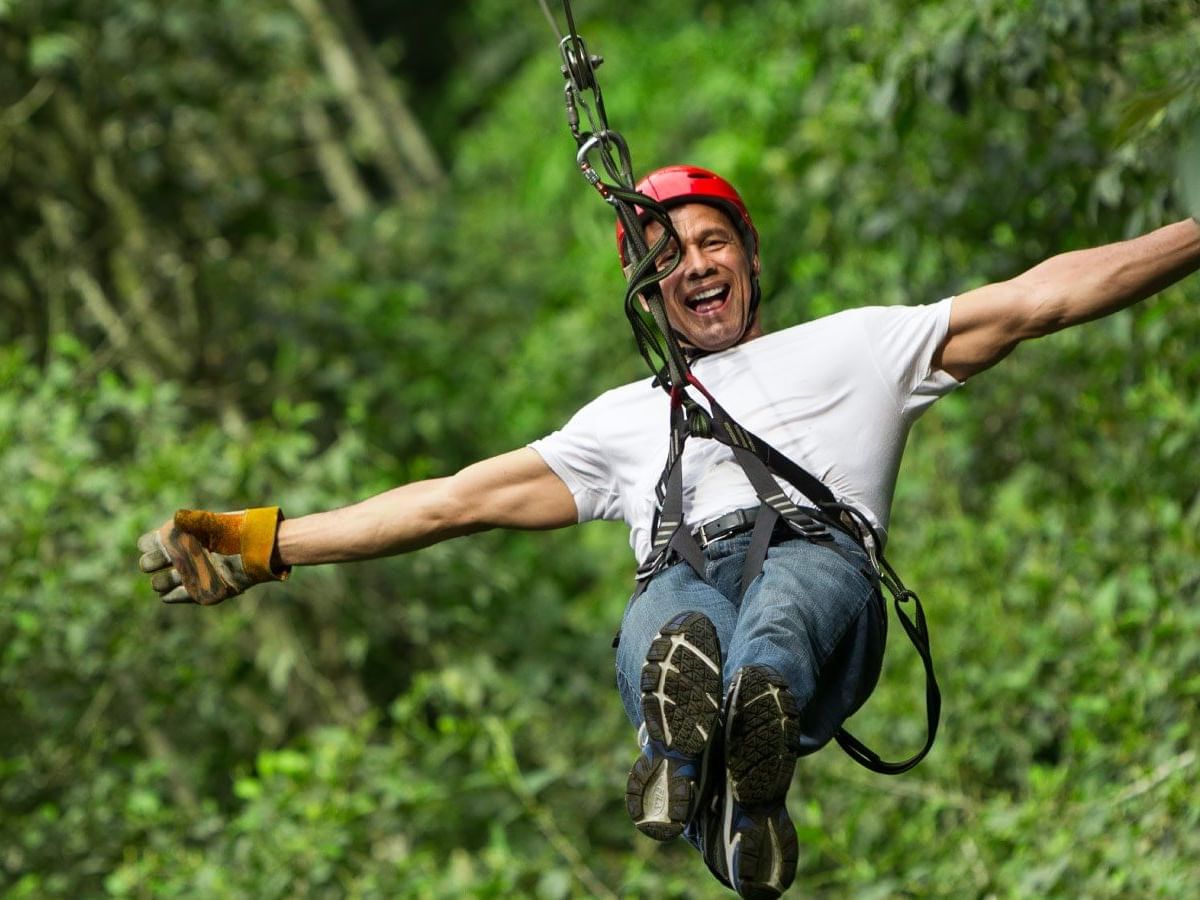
[723, 665, 801, 898]
[727, 666, 801, 805]
[626, 611, 722, 841]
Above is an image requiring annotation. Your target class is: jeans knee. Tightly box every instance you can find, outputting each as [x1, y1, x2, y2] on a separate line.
[615, 663, 641, 728]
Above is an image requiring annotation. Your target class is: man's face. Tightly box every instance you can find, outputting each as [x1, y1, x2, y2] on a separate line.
[642, 203, 762, 353]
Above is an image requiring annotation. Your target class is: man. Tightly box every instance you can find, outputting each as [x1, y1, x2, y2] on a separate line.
[140, 165, 1200, 898]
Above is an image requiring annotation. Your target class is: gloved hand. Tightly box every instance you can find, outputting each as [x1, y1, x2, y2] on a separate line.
[138, 507, 290, 605]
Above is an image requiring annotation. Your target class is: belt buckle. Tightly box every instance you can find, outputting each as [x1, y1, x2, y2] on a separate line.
[697, 509, 744, 548]
[696, 520, 726, 548]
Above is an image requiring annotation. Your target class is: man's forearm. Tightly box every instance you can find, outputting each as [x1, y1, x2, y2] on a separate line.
[274, 478, 480, 567]
[1017, 218, 1200, 335]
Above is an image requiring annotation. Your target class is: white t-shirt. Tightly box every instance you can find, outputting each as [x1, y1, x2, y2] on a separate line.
[530, 299, 961, 562]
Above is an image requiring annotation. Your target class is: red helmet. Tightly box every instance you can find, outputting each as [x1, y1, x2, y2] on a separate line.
[616, 165, 759, 266]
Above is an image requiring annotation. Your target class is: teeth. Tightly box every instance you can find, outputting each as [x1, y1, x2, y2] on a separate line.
[690, 286, 725, 303]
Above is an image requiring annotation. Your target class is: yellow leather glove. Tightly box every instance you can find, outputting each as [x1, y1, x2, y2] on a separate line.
[137, 507, 290, 605]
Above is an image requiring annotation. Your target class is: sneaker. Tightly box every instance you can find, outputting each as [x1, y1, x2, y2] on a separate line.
[700, 665, 801, 899]
[683, 733, 733, 892]
[625, 611, 723, 841]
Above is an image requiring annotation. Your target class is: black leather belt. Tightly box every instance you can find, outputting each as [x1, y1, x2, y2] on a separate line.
[692, 507, 760, 548]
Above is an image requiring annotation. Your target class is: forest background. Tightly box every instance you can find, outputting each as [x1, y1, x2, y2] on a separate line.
[2, 0, 1199, 897]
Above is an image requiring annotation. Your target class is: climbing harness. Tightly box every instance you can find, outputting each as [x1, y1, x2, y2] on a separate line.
[539, 0, 939, 774]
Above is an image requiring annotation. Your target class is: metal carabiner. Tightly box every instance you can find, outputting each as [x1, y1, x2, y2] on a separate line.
[576, 129, 633, 190]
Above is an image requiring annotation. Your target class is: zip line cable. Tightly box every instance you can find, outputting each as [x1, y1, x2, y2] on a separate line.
[535, 0, 562, 41]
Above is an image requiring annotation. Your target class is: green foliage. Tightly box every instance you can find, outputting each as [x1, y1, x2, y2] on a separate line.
[1180, 117, 1200, 220]
[2, 0, 1199, 896]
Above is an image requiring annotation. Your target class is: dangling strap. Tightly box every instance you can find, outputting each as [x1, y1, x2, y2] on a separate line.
[835, 578, 941, 774]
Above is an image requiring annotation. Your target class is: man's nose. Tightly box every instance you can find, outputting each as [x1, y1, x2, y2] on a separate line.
[682, 244, 715, 279]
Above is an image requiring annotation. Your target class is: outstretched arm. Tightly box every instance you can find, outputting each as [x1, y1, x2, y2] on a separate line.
[139, 448, 578, 604]
[935, 217, 1200, 381]
[276, 448, 578, 566]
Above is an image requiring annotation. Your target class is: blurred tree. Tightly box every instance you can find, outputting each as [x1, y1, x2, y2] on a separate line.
[1, 0, 1198, 896]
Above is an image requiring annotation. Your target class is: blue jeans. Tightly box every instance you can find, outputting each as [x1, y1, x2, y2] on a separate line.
[615, 527, 886, 756]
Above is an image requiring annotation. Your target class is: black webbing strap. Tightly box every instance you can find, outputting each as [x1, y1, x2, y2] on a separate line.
[640, 387, 707, 580]
[691, 376, 837, 510]
[835, 579, 940, 774]
[738, 504, 779, 602]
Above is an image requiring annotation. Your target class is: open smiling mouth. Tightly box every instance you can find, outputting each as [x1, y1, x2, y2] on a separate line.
[685, 285, 730, 314]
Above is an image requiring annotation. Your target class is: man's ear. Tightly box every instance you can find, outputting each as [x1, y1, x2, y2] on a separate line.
[752, 252, 761, 277]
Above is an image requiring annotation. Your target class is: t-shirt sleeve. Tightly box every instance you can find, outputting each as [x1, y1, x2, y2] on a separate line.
[861, 297, 962, 420]
[527, 399, 623, 524]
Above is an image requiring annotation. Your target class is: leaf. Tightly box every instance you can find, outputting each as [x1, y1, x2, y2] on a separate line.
[1113, 86, 1184, 145]
[28, 33, 79, 73]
